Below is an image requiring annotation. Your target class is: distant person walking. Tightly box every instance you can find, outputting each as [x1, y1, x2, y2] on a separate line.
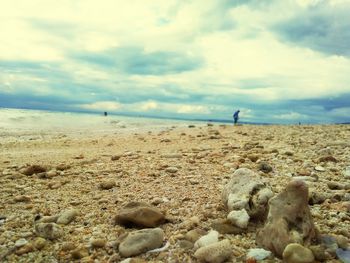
[233, 110, 240, 125]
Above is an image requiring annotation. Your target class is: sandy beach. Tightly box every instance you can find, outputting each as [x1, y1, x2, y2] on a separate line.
[1, 124, 349, 262]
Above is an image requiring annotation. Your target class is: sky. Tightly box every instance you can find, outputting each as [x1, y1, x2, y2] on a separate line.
[1, 0, 350, 123]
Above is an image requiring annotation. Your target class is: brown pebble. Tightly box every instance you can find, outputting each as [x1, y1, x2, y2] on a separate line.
[15, 243, 34, 255]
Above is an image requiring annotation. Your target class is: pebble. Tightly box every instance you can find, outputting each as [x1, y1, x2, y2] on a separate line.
[258, 162, 273, 173]
[309, 245, 327, 261]
[315, 166, 326, 172]
[111, 154, 122, 160]
[293, 176, 317, 182]
[114, 201, 165, 228]
[21, 165, 47, 175]
[71, 247, 89, 259]
[345, 167, 350, 179]
[194, 230, 219, 249]
[57, 209, 78, 225]
[100, 179, 116, 190]
[15, 238, 28, 248]
[227, 209, 250, 229]
[165, 167, 179, 173]
[282, 243, 315, 263]
[33, 237, 47, 250]
[119, 228, 164, 257]
[178, 240, 194, 250]
[61, 242, 76, 251]
[211, 219, 245, 234]
[89, 238, 106, 248]
[15, 243, 34, 255]
[184, 229, 206, 243]
[46, 170, 57, 178]
[194, 239, 232, 263]
[35, 223, 63, 240]
[246, 248, 272, 260]
[14, 195, 31, 202]
[327, 181, 344, 190]
[161, 153, 182, 158]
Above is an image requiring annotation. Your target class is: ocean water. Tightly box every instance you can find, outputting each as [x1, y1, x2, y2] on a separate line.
[0, 108, 203, 137]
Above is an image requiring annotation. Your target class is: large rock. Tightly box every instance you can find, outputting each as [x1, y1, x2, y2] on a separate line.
[222, 168, 273, 219]
[118, 228, 164, 257]
[256, 180, 317, 258]
[114, 202, 165, 228]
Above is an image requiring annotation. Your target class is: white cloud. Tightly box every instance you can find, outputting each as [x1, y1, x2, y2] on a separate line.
[176, 105, 209, 114]
[1, 0, 350, 123]
[273, 112, 308, 120]
[80, 101, 122, 111]
[328, 107, 350, 117]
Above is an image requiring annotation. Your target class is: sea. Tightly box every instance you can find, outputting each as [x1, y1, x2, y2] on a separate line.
[0, 108, 210, 139]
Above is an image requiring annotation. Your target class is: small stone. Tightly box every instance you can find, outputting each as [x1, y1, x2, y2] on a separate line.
[36, 215, 60, 223]
[21, 165, 47, 175]
[46, 170, 57, 178]
[161, 153, 182, 158]
[344, 167, 350, 179]
[178, 240, 194, 250]
[319, 155, 337, 163]
[282, 243, 315, 263]
[57, 209, 78, 225]
[247, 248, 272, 260]
[15, 243, 34, 255]
[194, 239, 232, 263]
[15, 238, 28, 248]
[293, 176, 317, 182]
[35, 223, 63, 240]
[211, 219, 245, 234]
[315, 166, 326, 172]
[89, 238, 106, 248]
[100, 180, 116, 190]
[114, 202, 165, 228]
[14, 195, 31, 202]
[165, 167, 179, 173]
[327, 181, 344, 190]
[56, 164, 70, 170]
[335, 235, 349, 249]
[71, 247, 89, 259]
[119, 228, 164, 257]
[309, 245, 327, 261]
[184, 229, 206, 243]
[33, 237, 47, 250]
[111, 155, 122, 161]
[227, 209, 250, 229]
[61, 242, 76, 251]
[258, 162, 273, 173]
[297, 169, 311, 176]
[194, 230, 219, 250]
[248, 155, 259, 162]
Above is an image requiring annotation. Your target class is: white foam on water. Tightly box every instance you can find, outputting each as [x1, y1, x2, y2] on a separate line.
[0, 108, 203, 138]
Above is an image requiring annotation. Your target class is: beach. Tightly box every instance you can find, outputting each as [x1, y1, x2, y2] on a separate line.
[0, 116, 350, 262]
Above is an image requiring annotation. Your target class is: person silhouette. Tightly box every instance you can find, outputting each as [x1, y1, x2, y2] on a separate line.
[233, 110, 240, 125]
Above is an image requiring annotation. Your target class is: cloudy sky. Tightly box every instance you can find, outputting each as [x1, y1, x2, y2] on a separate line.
[1, 0, 350, 123]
